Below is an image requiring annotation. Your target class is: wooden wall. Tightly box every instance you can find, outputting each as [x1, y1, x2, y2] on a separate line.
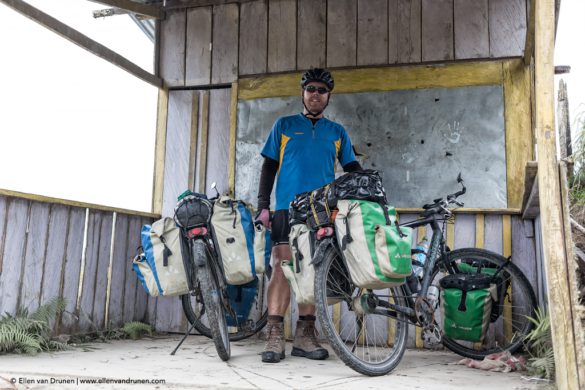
[0, 194, 157, 334]
[159, 0, 527, 88]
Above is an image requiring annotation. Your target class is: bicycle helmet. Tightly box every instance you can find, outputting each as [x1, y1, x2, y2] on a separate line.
[300, 68, 334, 91]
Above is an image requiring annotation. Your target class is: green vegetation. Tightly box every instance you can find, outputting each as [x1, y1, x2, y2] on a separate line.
[524, 307, 555, 380]
[0, 297, 69, 355]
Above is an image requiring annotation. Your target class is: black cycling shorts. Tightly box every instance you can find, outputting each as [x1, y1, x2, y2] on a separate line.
[271, 210, 290, 246]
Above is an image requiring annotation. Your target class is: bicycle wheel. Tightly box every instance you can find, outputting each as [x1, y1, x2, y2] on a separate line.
[314, 246, 409, 376]
[430, 248, 537, 360]
[181, 273, 269, 341]
[192, 240, 231, 361]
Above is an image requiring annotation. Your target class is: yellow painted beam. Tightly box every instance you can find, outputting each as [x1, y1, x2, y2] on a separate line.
[502, 215, 513, 342]
[333, 303, 341, 334]
[239, 61, 504, 100]
[475, 214, 485, 249]
[503, 60, 533, 209]
[152, 88, 169, 216]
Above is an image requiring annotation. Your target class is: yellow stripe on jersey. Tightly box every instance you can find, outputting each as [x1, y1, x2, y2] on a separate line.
[278, 134, 291, 172]
[335, 139, 341, 160]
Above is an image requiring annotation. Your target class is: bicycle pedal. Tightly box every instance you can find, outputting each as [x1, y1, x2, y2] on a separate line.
[422, 326, 442, 347]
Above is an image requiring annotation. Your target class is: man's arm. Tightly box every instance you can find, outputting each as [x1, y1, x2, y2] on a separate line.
[257, 157, 278, 210]
[342, 160, 362, 172]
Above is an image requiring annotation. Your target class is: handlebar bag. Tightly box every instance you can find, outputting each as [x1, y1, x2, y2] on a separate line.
[334, 200, 413, 289]
[289, 191, 311, 226]
[330, 170, 388, 204]
[132, 217, 189, 297]
[211, 196, 271, 285]
[439, 273, 498, 342]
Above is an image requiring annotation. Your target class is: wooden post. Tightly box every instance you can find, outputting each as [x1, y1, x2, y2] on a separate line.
[534, 0, 581, 388]
[152, 88, 168, 215]
[557, 79, 573, 179]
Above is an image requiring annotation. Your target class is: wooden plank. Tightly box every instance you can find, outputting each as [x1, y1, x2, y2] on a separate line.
[502, 214, 513, 341]
[267, 0, 297, 72]
[228, 83, 238, 196]
[40, 205, 69, 307]
[124, 216, 143, 324]
[327, 0, 357, 68]
[489, 0, 527, 58]
[160, 9, 186, 87]
[89, 0, 163, 19]
[152, 88, 169, 216]
[521, 161, 538, 216]
[388, 0, 398, 63]
[421, 0, 454, 62]
[20, 202, 50, 312]
[155, 297, 174, 332]
[297, 0, 326, 69]
[559, 163, 585, 385]
[0, 199, 29, 315]
[396, 0, 421, 63]
[0, 189, 159, 219]
[446, 214, 455, 250]
[239, 0, 268, 75]
[239, 60, 504, 99]
[78, 211, 103, 332]
[503, 60, 533, 209]
[206, 88, 232, 196]
[357, 0, 388, 66]
[484, 214, 503, 254]
[162, 91, 193, 217]
[108, 214, 129, 328]
[0, 196, 7, 273]
[454, 0, 489, 59]
[211, 3, 239, 84]
[0, 0, 162, 88]
[186, 7, 212, 86]
[59, 208, 86, 334]
[511, 215, 538, 295]
[454, 213, 476, 249]
[189, 92, 200, 191]
[524, 0, 535, 65]
[92, 213, 114, 330]
[197, 91, 210, 194]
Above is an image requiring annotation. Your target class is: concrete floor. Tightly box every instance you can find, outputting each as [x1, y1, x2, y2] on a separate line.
[0, 335, 550, 390]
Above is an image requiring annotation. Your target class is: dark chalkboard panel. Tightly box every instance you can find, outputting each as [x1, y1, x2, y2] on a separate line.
[235, 85, 506, 209]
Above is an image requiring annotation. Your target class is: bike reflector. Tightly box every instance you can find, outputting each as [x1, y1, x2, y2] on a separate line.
[187, 227, 208, 238]
[316, 227, 334, 240]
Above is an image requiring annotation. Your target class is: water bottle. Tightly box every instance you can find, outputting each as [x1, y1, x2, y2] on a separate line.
[412, 237, 429, 279]
[426, 285, 440, 311]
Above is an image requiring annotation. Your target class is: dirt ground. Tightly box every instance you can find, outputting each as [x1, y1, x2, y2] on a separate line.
[0, 335, 550, 390]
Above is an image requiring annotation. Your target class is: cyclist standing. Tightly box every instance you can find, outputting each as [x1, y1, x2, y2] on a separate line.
[255, 68, 362, 363]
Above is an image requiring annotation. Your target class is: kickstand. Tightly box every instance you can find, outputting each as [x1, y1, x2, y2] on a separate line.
[170, 321, 197, 355]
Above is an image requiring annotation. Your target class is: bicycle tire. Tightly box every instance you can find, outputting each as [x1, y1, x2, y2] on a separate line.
[192, 240, 231, 361]
[314, 246, 408, 376]
[431, 248, 537, 360]
[181, 274, 269, 341]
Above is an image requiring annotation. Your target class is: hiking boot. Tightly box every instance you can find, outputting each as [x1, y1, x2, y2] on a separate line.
[291, 319, 329, 360]
[261, 321, 285, 363]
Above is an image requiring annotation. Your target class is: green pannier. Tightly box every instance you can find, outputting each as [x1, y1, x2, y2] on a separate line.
[439, 273, 497, 342]
[457, 261, 507, 322]
[334, 200, 413, 289]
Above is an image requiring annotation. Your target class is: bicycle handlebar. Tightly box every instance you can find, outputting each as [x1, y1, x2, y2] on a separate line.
[421, 175, 467, 216]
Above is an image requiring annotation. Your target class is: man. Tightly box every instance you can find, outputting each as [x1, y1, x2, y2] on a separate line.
[255, 68, 362, 363]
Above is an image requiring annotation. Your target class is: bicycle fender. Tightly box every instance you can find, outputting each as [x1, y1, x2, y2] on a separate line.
[311, 237, 333, 266]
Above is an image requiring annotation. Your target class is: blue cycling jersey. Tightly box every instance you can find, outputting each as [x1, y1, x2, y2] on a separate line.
[261, 113, 357, 210]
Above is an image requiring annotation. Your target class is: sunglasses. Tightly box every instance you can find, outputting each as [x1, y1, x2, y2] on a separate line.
[304, 85, 330, 94]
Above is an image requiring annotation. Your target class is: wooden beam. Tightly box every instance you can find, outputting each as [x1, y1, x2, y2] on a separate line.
[163, 0, 257, 9]
[228, 82, 238, 196]
[0, 0, 163, 88]
[89, 0, 164, 19]
[152, 88, 168, 215]
[524, 0, 535, 65]
[534, 0, 581, 388]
